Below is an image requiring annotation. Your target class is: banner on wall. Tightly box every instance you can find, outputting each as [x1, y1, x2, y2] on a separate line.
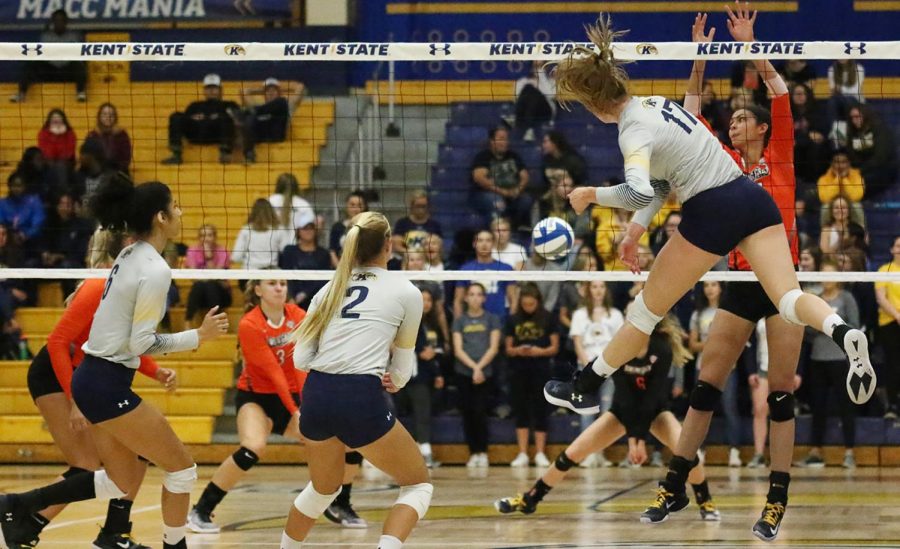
[6, 0, 292, 23]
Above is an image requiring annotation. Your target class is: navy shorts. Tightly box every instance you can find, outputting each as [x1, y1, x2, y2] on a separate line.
[720, 281, 779, 323]
[300, 370, 396, 449]
[27, 346, 64, 401]
[71, 355, 141, 424]
[235, 389, 300, 436]
[678, 176, 783, 256]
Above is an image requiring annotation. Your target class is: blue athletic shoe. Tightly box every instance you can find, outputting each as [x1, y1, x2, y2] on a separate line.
[543, 379, 601, 415]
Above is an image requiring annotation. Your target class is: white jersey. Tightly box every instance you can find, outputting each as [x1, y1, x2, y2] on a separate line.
[294, 267, 423, 378]
[83, 241, 199, 368]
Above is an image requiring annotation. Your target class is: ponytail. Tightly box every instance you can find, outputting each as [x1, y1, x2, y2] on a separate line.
[657, 314, 692, 368]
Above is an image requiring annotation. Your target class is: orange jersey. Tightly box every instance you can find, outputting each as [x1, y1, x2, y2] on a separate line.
[236, 304, 307, 414]
[701, 94, 799, 271]
[46, 279, 159, 398]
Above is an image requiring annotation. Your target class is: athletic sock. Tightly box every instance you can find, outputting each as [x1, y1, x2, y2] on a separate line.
[16, 470, 96, 512]
[823, 314, 847, 340]
[195, 481, 227, 514]
[590, 355, 618, 377]
[281, 531, 303, 548]
[163, 524, 186, 545]
[691, 481, 711, 504]
[378, 534, 403, 549]
[767, 471, 790, 505]
[334, 483, 352, 507]
[25, 512, 49, 536]
[524, 479, 553, 505]
[661, 455, 694, 494]
[103, 498, 133, 533]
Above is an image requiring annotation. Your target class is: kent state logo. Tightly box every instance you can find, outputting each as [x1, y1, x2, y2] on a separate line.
[20, 44, 43, 56]
[843, 42, 866, 55]
[429, 43, 452, 57]
[225, 44, 247, 56]
[636, 43, 658, 55]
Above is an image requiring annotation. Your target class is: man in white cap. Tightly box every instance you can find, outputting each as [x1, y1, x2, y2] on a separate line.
[162, 73, 240, 165]
[237, 77, 305, 163]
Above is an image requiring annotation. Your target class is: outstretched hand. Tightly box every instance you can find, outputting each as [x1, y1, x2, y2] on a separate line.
[726, 1, 757, 42]
[692, 13, 716, 43]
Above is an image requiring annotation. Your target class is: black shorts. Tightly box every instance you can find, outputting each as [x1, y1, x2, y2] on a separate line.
[27, 346, 64, 400]
[235, 389, 300, 436]
[608, 404, 666, 430]
[719, 281, 779, 323]
[678, 176, 783, 256]
[71, 355, 141, 424]
[300, 370, 396, 449]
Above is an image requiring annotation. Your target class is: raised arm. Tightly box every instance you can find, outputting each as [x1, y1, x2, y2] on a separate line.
[726, 1, 788, 97]
[684, 13, 716, 115]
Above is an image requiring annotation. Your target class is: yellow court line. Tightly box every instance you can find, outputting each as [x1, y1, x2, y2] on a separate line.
[387, 2, 798, 14]
[854, 0, 900, 10]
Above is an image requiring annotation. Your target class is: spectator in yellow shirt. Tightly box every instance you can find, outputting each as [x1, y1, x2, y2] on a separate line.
[875, 235, 900, 418]
[817, 149, 865, 225]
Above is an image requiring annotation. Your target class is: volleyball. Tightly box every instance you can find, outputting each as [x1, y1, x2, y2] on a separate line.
[532, 217, 575, 260]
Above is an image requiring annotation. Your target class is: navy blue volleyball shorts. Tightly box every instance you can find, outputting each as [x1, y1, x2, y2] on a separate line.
[678, 176, 783, 256]
[300, 370, 396, 449]
[71, 355, 142, 424]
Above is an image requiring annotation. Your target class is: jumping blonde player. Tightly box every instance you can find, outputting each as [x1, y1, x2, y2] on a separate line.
[280, 211, 431, 549]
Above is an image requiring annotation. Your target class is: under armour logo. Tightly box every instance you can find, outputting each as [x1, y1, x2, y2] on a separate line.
[571, 393, 583, 403]
[21, 44, 43, 56]
[429, 43, 451, 56]
[386, 411, 393, 421]
[844, 42, 866, 55]
[117, 400, 130, 409]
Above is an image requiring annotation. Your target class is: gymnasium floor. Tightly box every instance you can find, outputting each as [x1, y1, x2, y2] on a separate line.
[5, 464, 900, 548]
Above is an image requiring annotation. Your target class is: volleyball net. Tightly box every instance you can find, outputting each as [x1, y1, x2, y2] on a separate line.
[0, 39, 897, 293]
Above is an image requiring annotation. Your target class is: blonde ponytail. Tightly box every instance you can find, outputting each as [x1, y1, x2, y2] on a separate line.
[657, 314, 693, 368]
[292, 211, 390, 346]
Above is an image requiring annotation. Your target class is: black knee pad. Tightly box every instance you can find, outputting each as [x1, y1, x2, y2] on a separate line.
[554, 451, 578, 471]
[231, 446, 260, 471]
[689, 381, 722, 412]
[345, 451, 363, 465]
[62, 466, 92, 479]
[767, 391, 795, 422]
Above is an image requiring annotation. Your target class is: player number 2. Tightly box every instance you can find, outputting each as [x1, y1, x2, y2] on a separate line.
[341, 286, 369, 319]
[660, 99, 698, 134]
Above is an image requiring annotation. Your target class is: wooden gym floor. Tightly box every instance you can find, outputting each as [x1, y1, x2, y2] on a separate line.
[3, 464, 900, 548]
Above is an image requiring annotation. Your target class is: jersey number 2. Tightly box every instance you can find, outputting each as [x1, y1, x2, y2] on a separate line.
[341, 286, 369, 319]
[660, 99, 698, 134]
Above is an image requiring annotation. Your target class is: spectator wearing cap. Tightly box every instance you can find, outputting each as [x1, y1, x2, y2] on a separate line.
[238, 77, 305, 163]
[278, 220, 330, 309]
[11, 9, 87, 103]
[162, 73, 239, 165]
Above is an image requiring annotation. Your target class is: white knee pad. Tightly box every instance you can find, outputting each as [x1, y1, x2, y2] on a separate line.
[93, 469, 126, 500]
[395, 482, 433, 520]
[163, 464, 198, 494]
[626, 292, 663, 335]
[778, 289, 806, 326]
[293, 481, 341, 519]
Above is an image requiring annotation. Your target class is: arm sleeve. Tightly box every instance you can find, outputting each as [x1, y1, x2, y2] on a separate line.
[631, 180, 672, 229]
[594, 123, 655, 210]
[137, 356, 160, 379]
[240, 320, 299, 414]
[46, 281, 103, 398]
[129, 272, 199, 357]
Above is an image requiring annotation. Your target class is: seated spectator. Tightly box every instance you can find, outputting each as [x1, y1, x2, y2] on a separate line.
[799, 245, 824, 295]
[184, 224, 232, 329]
[393, 190, 442, 256]
[790, 83, 830, 185]
[233, 198, 293, 270]
[820, 195, 865, 257]
[0, 223, 29, 355]
[876, 235, 900, 418]
[649, 211, 682, 258]
[452, 229, 516, 321]
[238, 78, 305, 163]
[38, 108, 77, 189]
[279, 221, 330, 309]
[828, 59, 865, 121]
[817, 149, 865, 219]
[424, 233, 445, 272]
[72, 138, 113, 203]
[514, 61, 556, 141]
[16, 147, 55, 202]
[470, 127, 531, 230]
[329, 190, 368, 267]
[699, 80, 730, 140]
[592, 206, 650, 269]
[542, 130, 587, 189]
[36, 192, 93, 295]
[86, 103, 132, 172]
[730, 60, 768, 107]
[11, 10, 86, 103]
[777, 59, 816, 88]
[162, 73, 239, 165]
[845, 105, 898, 199]
[0, 172, 45, 248]
[491, 217, 526, 270]
[268, 172, 315, 231]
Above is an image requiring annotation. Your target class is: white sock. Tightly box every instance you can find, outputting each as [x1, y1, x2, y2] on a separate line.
[822, 313, 845, 338]
[281, 531, 303, 549]
[590, 355, 618, 377]
[419, 442, 432, 455]
[163, 525, 186, 545]
[378, 534, 403, 549]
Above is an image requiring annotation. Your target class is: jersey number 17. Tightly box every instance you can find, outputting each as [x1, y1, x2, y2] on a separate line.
[660, 99, 698, 134]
